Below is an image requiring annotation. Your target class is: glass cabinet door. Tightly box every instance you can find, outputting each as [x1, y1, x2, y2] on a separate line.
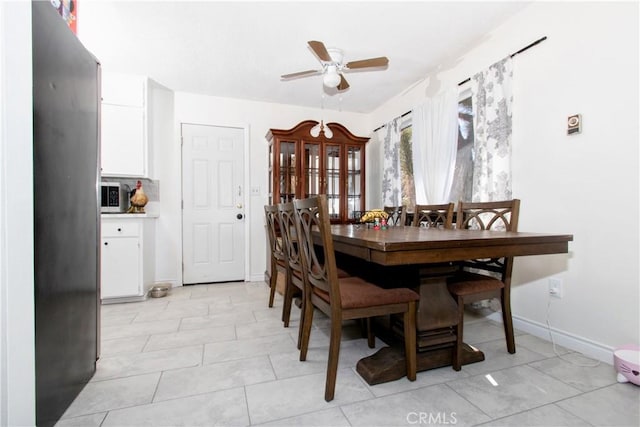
[324, 143, 342, 220]
[346, 144, 363, 222]
[278, 141, 296, 202]
[302, 141, 321, 199]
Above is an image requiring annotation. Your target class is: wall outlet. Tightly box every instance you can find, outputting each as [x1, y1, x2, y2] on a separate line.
[548, 278, 563, 298]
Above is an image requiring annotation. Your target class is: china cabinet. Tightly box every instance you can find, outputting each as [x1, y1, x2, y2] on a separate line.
[266, 120, 368, 223]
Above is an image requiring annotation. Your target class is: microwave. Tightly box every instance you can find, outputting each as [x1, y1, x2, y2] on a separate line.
[100, 182, 129, 213]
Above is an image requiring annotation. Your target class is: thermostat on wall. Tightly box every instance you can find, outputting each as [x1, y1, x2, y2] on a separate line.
[567, 114, 581, 135]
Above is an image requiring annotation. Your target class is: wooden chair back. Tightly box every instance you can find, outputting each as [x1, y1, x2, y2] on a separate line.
[277, 202, 303, 279]
[292, 195, 340, 308]
[277, 201, 307, 334]
[383, 205, 407, 226]
[264, 204, 286, 264]
[412, 203, 455, 229]
[455, 199, 521, 277]
[264, 203, 288, 307]
[456, 200, 520, 232]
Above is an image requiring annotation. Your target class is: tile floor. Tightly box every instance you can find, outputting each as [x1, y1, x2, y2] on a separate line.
[57, 281, 639, 427]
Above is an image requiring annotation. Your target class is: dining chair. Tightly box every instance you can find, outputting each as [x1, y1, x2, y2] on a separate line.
[412, 203, 455, 228]
[447, 199, 520, 371]
[293, 195, 419, 401]
[383, 205, 407, 226]
[277, 202, 306, 346]
[279, 202, 353, 345]
[264, 204, 289, 308]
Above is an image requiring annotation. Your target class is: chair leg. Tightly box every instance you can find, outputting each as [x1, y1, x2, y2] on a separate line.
[452, 296, 464, 371]
[268, 263, 277, 308]
[299, 296, 314, 362]
[324, 316, 343, 402]
[281, 277, 294, 327]
[358, 318, 367, 338]
[358, 318, 375, 348]
[296, 295, 305, 350]
[366, 318, 375, 348]
[501, 289, 516, 354]
[403, 302, 417, 381]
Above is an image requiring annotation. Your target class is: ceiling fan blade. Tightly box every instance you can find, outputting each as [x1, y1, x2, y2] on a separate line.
[345, 56, 389, 69]
[281, 69, 320, 79]
[337, 74, 350, 91]
[308, 40, 332, 62]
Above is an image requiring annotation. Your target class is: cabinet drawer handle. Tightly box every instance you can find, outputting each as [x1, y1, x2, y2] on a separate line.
[104, 242, 108, 246]
[117, 228, 122, 232]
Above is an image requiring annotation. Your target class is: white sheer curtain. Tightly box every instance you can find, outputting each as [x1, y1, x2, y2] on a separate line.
[471, 56, 514, 202]
[411, 87, 459, 204]
[378, 118, 403, 207]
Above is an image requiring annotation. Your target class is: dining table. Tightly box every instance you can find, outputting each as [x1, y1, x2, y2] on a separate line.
[315, 224, 574, 384]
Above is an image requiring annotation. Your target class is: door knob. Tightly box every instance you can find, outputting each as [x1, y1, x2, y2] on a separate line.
[237, 213, 244, 220]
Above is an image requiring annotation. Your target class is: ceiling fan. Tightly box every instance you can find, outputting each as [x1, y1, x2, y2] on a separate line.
[281, 40, 389, 91]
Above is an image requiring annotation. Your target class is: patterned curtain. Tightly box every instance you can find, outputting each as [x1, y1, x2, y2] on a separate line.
[379, 118, 402, 206]
[471, 56, 514, 202]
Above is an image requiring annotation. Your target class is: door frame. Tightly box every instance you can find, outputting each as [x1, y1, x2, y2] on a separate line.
[180, 121, 251, 283]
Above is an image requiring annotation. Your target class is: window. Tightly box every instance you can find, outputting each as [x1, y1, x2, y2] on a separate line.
[394, 94, 474, 211]
[450, 95, 474, 203]
[399, 122, 415, 209]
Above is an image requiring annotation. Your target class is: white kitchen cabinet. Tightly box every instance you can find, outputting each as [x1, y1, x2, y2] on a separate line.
[100, 72, 152, 178]
[100, 215, 156, 303]
[101, 71, 145, 107]
[101, 104, 146, 177]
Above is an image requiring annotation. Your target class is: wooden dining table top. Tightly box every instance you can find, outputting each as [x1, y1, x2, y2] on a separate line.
[324, 224, 574, 266]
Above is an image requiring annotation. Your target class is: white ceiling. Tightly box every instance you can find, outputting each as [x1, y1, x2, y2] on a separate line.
[77, 1, 530, 113]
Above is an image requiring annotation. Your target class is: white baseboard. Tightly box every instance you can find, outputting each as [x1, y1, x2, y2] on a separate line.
[248, 273, 265, 282]
[154, 276, 265, 287]
[486, 312, 614, 365]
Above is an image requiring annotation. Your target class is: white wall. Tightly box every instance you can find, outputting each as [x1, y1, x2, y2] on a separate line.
[370, 1, 639, 361]
[0, 1, 36, 425]
[146, 79, 176, 285]
[155, 94, 370, 285]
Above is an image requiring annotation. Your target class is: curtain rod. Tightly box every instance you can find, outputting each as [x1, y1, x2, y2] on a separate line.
[456, 36, 547, 86]
[371, 110, 411, 133]
[373, 36, 547, 133]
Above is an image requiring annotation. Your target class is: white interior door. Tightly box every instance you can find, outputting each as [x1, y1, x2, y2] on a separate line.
[181, 123, 245, 284]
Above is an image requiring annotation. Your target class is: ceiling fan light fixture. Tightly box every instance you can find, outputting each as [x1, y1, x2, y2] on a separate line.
[326, 48, 344, 64]
[283, 41, 388, 93]
[323, 65, 341, 88]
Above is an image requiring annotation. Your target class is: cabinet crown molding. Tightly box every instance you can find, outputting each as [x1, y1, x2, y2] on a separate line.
[265, 120, 369, 144]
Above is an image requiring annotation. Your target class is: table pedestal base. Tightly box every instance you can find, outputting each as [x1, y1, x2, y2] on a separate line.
[356, 343, 484, 385]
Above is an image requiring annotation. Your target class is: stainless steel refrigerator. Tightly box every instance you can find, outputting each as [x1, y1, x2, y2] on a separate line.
[32, 2, 101, 425]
